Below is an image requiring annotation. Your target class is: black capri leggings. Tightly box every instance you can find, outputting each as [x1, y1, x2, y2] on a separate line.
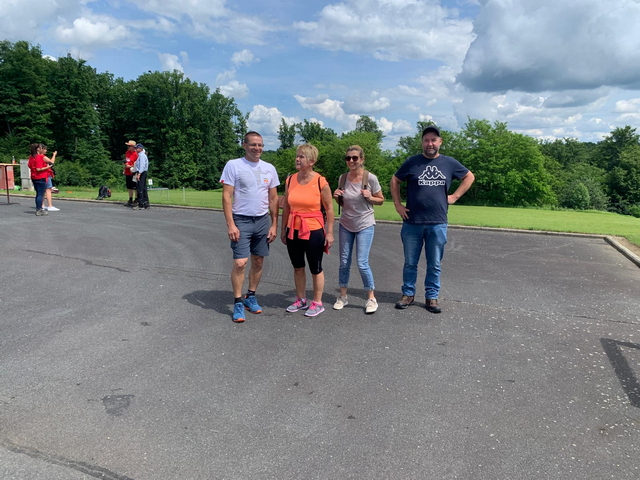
[286, 228, 325, 275]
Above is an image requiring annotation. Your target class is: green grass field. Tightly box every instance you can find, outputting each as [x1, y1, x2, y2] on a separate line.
[15, 186, 640, 247]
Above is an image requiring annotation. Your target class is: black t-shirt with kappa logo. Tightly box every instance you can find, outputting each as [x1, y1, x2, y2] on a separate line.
[394, 153, 469, 224]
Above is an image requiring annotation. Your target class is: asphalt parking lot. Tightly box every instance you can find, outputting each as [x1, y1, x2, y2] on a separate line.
[1, 199, 639, 479]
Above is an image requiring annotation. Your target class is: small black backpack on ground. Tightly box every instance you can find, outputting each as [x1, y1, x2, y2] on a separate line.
[96, 185, 111, 200]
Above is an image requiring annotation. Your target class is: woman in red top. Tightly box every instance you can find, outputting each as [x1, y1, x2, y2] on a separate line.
[124, 140, 138, 206]
[41, 144, 58, 211]
[28, 143, 53, 216]
[280, 143, 334, 317]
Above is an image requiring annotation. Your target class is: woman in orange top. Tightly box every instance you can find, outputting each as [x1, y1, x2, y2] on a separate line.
[280, 143, 334, 317]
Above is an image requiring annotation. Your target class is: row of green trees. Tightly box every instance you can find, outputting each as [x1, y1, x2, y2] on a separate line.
[1, 40, 639, 216]
[1, 40, 246, 189]
[267, 118, 640, 217]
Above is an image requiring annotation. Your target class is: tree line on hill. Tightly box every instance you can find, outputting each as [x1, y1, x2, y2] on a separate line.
[1, 40, 639, 217]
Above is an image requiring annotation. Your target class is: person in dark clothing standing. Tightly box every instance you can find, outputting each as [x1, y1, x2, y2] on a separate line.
[133, 143, 149, 210]
[390, 126, 475, 314]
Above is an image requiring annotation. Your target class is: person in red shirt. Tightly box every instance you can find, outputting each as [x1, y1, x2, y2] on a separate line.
[28, 143, 53, 216]
[41, 144, 59, 211]
[123, 140, 138, 206]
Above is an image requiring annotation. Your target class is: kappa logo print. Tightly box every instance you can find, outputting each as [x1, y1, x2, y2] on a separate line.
[418, 165, 446, 186]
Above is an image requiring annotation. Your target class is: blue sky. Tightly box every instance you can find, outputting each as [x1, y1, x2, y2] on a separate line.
[3, 0, 640, 150]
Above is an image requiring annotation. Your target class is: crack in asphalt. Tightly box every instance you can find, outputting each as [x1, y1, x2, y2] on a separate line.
[0, 437, 135, 480]
[24, 250, 131, 273]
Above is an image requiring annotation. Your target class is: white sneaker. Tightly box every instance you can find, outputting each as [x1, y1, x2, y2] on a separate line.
[47, 206, 60, 212]
[333, 295, 348, 310]
[365, 298, 378, 314]
[42, 206, 48, 210]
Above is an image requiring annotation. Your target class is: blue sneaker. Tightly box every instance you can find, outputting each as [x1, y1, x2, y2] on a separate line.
[232, 302, 245, 323]
[243, 295, 262, 314]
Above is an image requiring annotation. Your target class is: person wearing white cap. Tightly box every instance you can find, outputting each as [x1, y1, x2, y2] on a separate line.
[123, 140, 138, 207]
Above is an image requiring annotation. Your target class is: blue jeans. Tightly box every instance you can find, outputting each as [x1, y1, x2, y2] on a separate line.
[338, 224, 375, 291]
[400, 223, 448, 299]
[33, 178, 46, 210]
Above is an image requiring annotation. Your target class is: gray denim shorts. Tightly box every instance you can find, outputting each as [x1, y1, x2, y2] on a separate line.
[231, 214, 270, 259]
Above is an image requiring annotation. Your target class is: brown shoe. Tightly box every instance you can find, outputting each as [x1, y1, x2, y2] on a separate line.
[395, 295, 414, 309]
[426, 299, 441, 314]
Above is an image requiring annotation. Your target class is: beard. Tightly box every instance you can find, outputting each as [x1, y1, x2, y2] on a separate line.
[423, 146, 439, 158]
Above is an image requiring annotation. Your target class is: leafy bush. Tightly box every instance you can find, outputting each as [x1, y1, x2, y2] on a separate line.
[53, 160, 92, 187]
[626, 205, 640, 218]
[560, 182, 590, 210]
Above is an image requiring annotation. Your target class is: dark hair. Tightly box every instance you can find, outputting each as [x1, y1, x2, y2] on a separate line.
[29, 143, 40, 157]
[243, 131, 262, 144]
[40, 143, 48, 150]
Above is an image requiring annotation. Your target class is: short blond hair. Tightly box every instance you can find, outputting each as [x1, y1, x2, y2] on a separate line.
[296, 143, 319, 163]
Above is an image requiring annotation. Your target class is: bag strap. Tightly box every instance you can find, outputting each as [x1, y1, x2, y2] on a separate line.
[337, 173, 348, 215]
[337, 171, 370, 215]
[338, 173, 347, 191]
[317, 176, 324, 211]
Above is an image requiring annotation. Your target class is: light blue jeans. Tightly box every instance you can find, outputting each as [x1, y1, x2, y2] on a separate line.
[338, 224, 375, 291]
[400, 222, 448, 299]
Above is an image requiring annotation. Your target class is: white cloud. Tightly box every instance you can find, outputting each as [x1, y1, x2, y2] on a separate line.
[134, 17, 177, 34]
[343, 91, 391, 114]
[231, 49, 257, 67]
[158, 53, 184, 73]
[216, 69, 236, 84]
[55, 16, 130, 53]
[179, 51, 189, 66]
[377, 117, 413, 135]
[214, 50, 258, 98]
[294, 94, 364, 130]
[616, 113, 640, 122]
[294, 0, 474, 64]
[128, 0, 276, 44]
[0, 0, 80, 40]
[295, 94, 346, 119]
[128, 0, 227, 20]
[218, 80, 249, 99]
[614, 98, 640, 113]
[459, 0, 640, 92]
[518, 129, 545, 137]
[248, 105, 300, 136]
[564, 114, 582, 126]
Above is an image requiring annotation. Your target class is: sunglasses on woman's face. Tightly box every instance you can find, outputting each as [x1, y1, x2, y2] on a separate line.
[345, 156, 360, 161]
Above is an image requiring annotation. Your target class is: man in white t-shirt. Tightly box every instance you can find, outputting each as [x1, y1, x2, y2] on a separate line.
[220, 131, 280, 323]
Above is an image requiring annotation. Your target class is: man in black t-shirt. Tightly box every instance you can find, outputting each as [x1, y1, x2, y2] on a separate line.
[390, 126, 475, 313]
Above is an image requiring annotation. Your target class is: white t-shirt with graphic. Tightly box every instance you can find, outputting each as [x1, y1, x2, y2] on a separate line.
[220, 158, 280, 216]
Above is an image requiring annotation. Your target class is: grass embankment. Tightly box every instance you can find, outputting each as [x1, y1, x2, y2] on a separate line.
[18, 187, 640, 247]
